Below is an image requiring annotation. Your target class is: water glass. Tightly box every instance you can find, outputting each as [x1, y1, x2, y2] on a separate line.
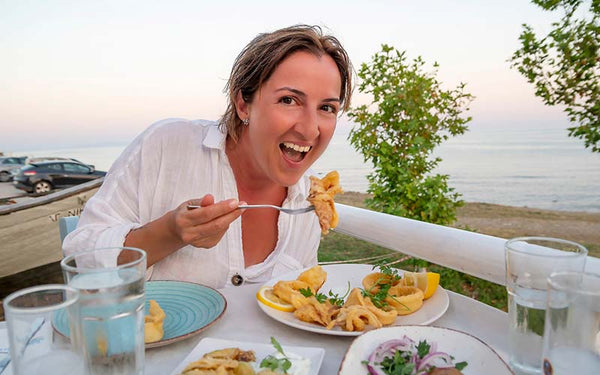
[541, 271, 600, 375]
[505, 237, 587, 375]
[61, 247, 146, 375]
[3, 284, 84, 375]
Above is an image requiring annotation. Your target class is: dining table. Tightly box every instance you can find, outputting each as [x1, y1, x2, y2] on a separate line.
[0, 281, 509, 375]
[145, 282, 510, 375]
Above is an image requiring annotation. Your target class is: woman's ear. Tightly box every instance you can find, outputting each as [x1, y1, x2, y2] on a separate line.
[235, 90, 250, 120]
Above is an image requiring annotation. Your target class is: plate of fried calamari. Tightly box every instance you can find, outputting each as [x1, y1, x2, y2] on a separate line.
[256, 264, 450, 337]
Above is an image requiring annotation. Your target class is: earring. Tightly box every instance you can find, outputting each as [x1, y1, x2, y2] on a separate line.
[242, 118, 249, 126]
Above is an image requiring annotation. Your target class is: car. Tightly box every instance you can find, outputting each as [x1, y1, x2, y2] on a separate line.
[25, 156, 92, 168]
[0, 156, 27, 182]
[13, 161, 106, 194]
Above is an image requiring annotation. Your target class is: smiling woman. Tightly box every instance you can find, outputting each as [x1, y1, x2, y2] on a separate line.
[62, 25, 353, 289]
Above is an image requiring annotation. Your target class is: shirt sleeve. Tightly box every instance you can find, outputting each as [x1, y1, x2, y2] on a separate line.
[62, 122, 163, 257]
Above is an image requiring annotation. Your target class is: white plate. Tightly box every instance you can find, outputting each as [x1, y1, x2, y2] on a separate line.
[169, 337, 325, 375]
[339, 325, 512, 375]
[257, 264, 450, 336]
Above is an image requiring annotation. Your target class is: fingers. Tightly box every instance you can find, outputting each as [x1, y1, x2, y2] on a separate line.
[186, 194, 214, 208]
[174, 195, 246, 249]
[187, 198, 241, 224]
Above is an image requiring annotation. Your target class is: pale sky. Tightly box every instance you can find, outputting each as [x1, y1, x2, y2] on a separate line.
[1, 0, 569, 152]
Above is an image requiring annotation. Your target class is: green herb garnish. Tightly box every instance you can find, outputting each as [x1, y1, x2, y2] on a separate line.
[260, 337, 292, 373]
[416, 340, 430, 359]
[298, 282, 350, 307]
[455, 361, 468, 371]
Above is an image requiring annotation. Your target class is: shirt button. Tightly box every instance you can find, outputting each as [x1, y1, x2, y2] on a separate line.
[231, 274, 243, 286]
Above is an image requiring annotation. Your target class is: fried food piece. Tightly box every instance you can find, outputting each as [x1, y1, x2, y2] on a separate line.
[293, 296, 339, 327]
[329, 305, 382, 331]
[343, 288, 398, 325]
[205, 348, 256, 362]
[386, 285, 424, 315]
[145, 299, 166, 343]
[272, 280, 312, 305]
[307, 170, 343, 234]
[362, 272, 401, 293]
[296, 265, 327, 292]
[180, 348, 256, 375]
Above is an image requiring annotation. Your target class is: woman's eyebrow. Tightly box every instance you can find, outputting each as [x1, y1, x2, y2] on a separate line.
[276, 87, 340, 102]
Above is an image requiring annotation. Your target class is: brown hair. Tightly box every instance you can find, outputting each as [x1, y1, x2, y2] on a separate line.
[220, 24, 353, 142]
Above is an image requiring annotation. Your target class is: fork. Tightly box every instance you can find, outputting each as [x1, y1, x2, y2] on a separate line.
[186, 204, 315, 215]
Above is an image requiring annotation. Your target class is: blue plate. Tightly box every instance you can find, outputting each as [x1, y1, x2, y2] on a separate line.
[53, 280, 227, 348]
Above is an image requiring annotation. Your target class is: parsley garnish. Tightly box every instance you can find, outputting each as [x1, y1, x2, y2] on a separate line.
[455, 361, 468, 371]
[259, 337, 291, 373]
[298, 282, 350, 307]
[416, 340, 430, 359]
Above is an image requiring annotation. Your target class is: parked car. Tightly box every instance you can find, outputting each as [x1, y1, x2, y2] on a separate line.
[13, 161, 106, 194]
[26, 156, 92, 168]
[0, 156, 27, 182]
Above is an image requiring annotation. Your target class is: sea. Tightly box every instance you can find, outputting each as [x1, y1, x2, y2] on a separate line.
[15, 125, 600, 213]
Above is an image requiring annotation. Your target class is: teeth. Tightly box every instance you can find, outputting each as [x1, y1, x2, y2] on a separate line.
[282, 142, 311, 153]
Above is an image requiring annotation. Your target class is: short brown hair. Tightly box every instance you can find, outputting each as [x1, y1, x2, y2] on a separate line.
[220, 24, 353, 142]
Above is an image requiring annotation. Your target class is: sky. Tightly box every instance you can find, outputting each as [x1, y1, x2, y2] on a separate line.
[0, 0, 572, 152]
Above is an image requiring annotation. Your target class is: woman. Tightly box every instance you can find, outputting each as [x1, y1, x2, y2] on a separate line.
[63, 25, 353, 288]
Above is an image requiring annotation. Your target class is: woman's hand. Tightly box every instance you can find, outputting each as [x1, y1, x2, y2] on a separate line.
[169, 194, 245, 249]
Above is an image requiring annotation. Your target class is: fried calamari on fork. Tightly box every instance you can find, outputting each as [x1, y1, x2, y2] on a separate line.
[343, 288, 398, 325]
[307, 170, 343, 234]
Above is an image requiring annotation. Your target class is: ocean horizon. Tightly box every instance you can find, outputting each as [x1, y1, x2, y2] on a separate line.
[11, 125, 600, 213]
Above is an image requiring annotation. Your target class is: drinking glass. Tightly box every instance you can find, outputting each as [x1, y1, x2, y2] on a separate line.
[505, 237, 587, 375]
[61, 247, 146, 375]
[541, 271, 600, 375]
[3, 284, 84, 375]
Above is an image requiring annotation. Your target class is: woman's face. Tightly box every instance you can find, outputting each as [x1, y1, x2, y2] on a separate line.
[237, 50, 342, 187]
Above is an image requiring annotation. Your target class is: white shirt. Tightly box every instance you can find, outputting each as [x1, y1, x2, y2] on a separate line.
[62, 119, 322, 288]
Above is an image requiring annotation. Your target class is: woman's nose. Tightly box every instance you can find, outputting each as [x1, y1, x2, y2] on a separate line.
[295, 107, 320, 140]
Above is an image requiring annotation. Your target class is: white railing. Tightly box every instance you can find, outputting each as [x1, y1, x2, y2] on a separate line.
[335, 203, 600, 286]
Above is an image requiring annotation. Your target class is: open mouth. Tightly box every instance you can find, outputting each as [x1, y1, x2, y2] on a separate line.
[279, 142, 312, 162]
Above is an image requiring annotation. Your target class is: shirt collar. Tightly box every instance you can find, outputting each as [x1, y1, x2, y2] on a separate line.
[202, 122, 227, 150]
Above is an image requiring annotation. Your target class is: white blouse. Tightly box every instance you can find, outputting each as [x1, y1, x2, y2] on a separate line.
[62, 118, 322, 288]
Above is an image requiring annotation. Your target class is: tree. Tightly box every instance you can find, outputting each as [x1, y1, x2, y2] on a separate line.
[348, 45, 474, 225]
[511, 0, 600, 152]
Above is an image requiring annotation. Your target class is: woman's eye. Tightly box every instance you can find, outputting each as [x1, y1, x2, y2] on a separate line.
[280, 96, 294, 105]
[321, 104, 338, 114]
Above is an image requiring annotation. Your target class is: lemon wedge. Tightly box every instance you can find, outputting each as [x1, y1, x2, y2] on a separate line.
[400, 271, 440, 300]
[256, 286, 295, 312]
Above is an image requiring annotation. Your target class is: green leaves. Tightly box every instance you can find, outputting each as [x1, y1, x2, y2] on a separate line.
[259, 337, 292, 373]
[510, 0, 600, 152]
[348, 44, 471, 225]
[298, 282, 350, 307]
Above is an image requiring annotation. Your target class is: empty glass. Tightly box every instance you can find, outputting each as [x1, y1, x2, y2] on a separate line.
[61, 247, 146, 375]
[3, 284, 83, 375]
[505, 237, 587, 375]
[541, 271, 600, 375]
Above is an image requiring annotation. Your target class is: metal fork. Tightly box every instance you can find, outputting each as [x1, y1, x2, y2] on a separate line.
[186, 204, 315, 215]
